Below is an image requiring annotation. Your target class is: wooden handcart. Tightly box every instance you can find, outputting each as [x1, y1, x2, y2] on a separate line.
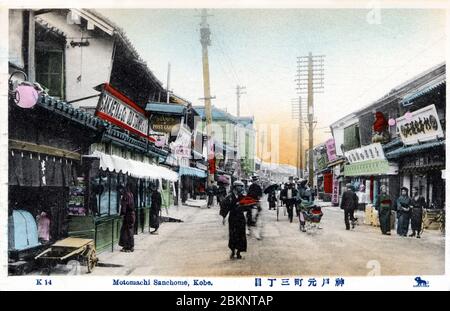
[35, 237, 98, 274]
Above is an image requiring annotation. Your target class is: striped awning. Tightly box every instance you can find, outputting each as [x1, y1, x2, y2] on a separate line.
[179, 166, 207, 178]
[385, 140, 445, 159]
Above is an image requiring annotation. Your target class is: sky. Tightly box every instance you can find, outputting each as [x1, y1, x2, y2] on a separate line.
[99, 8, 446, 166]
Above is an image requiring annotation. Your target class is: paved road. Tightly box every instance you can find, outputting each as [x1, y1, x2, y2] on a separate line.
[88, 199, 444, 277]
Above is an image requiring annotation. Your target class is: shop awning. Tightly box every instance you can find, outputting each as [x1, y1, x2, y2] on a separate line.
[327, 157, 346, 168]
[179, 166, 207, 178]
[401, 76, 445, 106]
[145, 102, 186, 115]
[385, 140, 445, 159]
[91, 151, 178, 181]
[344, 159, 398, 177]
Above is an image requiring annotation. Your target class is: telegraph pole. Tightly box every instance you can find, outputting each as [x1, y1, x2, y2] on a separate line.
[166, 62, 171, 103]
[296, 53, 324, 186]
[236, 85, 246, 117]
[199, 9, 215, 187]
[291, 96, 305, 178]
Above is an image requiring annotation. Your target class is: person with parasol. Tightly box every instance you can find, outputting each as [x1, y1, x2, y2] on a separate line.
[264, 183, 279, 210]
[220, 181, 248, 259]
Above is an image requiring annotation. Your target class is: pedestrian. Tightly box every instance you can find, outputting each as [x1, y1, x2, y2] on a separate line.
[149, 183, 162, 235]
[247, 175, 263, 239]
[340, 183, 358, 230]
[396, 187, 412, 237]
[220, 180, 247, 259]
[410, 187, 425, 238]
[217, 182, 227, 206]
[281, 180, 298, 223]
[207, 181, 217, 208]
[267, 189, 277, 210]
[374, 184, 392, 235]
[119, 182, 135, 252]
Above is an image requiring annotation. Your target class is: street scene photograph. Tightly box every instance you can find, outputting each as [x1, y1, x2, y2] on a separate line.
[3, 3, 446, 283]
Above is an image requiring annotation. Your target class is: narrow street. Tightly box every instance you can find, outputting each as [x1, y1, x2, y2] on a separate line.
[88, 198, 444, 277]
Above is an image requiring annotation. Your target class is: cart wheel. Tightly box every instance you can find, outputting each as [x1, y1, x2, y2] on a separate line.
[86, 249, 97, 273]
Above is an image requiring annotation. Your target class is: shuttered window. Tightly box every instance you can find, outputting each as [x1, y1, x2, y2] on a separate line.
[343, 124, 360, 151]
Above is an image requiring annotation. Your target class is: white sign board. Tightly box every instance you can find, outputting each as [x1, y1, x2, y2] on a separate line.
[396, 104, 444, 145]
[344, 143, 385, 164]
[170, 125, 191, 159]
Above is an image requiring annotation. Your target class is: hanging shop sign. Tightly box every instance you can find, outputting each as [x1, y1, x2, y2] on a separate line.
[344, 159, 398, 177]
[95, 83, 152, 141]
[344, 143, 385, 164]
[316, 154, 328, 171]
[152, 115, 182, 134]
[396, 104, 444, 145]
[170, 125, 191, 159]
[325, 138, 337, 162]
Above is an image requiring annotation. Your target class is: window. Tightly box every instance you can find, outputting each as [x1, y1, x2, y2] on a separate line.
[35, 50, 65, 99]
[94, 172, 119, 216]
[343, 124, 360, 151]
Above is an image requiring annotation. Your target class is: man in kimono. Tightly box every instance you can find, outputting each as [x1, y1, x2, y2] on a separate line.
[374, 184, 392, 235]
[220, 181, 247, 259]
[149, 183, 162, 235]
[410, 187, 425, 238]
[281, 180, 298, 223]
[396, 187, 412, 237]
[119, 182, 135, 252]
[340, 183, 358, 230]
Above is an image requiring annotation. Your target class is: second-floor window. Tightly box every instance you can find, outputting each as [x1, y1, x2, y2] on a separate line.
[35, 22, 65, 99]
[36, 50, 64, 99]
[343, 123, 360, 151]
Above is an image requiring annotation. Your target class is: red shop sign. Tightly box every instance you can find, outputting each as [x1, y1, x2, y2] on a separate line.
[95, 83, 155, 142]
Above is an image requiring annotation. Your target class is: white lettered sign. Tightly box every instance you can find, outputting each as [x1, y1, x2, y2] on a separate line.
[396, 104, 444, 145]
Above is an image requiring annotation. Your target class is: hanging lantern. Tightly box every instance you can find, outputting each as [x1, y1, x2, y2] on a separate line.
[388, 118, 396, 126]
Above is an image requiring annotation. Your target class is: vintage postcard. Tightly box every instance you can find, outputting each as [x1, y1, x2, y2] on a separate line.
[0, 0, 448, 294]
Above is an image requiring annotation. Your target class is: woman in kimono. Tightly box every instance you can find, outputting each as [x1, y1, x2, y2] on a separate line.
[220, 181, 247, 259]
[375, 185, 392, 235]
[119, 183, 136, 252]
[149, 183, 162, 235]
[396, 187, 412, 237]
[410, 187, 426, 238]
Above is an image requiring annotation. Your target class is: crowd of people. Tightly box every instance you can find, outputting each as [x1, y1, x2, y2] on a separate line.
[116, 173, 428, 258]
[340, 183, 426, 238]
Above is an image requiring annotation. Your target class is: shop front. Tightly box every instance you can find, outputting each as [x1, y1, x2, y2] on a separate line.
[68, 150, 178, 253]
[64, 83, 177, 253]
[344, 143, 399, 209]
[8, 86, 101, 272]
[386, 104, 446, 209]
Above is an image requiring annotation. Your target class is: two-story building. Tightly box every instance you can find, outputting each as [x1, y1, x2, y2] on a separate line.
[8, 9, 181, 267]
[330, 63, 445, 209]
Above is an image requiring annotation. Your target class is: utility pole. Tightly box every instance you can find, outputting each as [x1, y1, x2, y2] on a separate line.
[296, 52, 324, 187]
[235, 85, 245, 179]
[166, 62, 171, 103]
[199, 9, 215, 187]
[291, 96, 306, 178]
[236, 85, 246, 117]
